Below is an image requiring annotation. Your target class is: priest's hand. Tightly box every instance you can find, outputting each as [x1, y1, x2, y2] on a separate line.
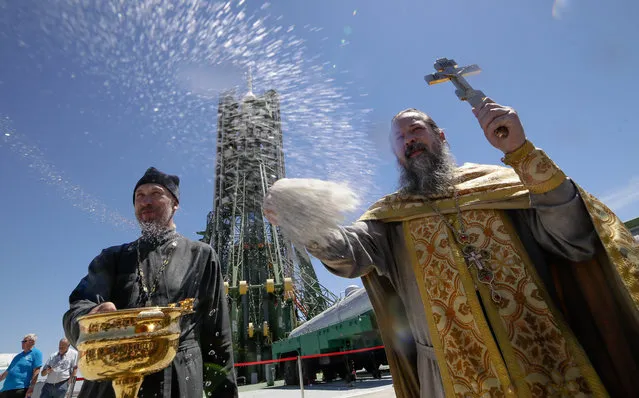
[472, 98, 526, 154]
[89, 302, 117, 314]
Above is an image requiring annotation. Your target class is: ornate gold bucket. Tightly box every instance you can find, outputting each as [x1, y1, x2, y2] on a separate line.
[76, 299, 194, 398]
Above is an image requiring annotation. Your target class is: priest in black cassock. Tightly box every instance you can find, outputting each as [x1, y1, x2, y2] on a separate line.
[63, 167, 238, 398]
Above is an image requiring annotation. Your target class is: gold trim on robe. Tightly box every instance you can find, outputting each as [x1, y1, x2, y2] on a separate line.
[358, 162, 639, 398]
[403, 209, 606, 397]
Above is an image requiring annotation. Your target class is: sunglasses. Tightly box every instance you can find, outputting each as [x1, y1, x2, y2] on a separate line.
[21, 340, 32, 343]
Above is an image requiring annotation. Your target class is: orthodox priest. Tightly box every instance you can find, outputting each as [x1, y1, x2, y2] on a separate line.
[264, 99, 639, 397]
[63, 167, 238, 398]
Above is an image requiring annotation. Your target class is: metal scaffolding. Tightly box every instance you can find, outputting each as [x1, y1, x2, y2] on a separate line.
[200, 80, 337, 381]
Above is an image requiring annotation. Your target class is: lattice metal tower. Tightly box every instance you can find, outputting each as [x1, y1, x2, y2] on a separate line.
[200, 76, 337, 380]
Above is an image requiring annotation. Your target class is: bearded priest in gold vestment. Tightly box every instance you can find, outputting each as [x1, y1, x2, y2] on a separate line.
[264, 98, 639, 398]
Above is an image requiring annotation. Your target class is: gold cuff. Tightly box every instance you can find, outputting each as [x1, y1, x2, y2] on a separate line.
[502, 140, 535, 166]
[525, 172, 567, 194]
[502, 140, 567, 194]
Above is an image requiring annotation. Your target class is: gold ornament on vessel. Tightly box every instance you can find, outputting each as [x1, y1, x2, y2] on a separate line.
[76, 298, 195, 398]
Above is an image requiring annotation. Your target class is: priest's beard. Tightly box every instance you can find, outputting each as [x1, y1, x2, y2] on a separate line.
[398, 142, 457, 196]
[137, 206, 176, 242]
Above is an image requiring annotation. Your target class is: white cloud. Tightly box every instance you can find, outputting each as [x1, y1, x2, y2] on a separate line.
[599, 176, 639, 213]
[552, 0, 570, 20]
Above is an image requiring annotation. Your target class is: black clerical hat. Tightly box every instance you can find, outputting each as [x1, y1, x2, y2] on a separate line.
[133, 167, 180, 204]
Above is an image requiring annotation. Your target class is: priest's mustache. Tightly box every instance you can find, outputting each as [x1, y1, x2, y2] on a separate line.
[405, 142, 431, 158]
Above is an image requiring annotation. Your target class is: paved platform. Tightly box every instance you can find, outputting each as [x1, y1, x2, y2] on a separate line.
[239, 376, 396, 398]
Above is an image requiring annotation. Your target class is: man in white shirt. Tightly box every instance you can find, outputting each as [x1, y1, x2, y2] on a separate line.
[40, 339, 77, 398]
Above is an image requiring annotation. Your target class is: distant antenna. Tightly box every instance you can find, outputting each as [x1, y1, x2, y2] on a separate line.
[247, 66, 253, 95]
[243, 66, 256, 101]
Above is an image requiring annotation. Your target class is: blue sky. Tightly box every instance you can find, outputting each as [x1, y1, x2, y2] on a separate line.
[1, 0, 637, 358]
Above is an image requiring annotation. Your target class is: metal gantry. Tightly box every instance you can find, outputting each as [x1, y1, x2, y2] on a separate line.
[200, 82, 337, 381]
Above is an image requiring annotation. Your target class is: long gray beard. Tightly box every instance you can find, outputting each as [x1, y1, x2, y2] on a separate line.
[138, 222, 174, 243]
[399, 144, 457, 196]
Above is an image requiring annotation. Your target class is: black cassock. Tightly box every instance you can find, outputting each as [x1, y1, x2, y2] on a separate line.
[63, 230, 238, 398]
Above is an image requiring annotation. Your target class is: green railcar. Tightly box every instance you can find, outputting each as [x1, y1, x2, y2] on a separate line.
[271, 287, 387, 385]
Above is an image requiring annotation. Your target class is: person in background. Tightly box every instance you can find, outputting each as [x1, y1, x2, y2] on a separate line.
[0, 334, 43, 398]
[40, 338, 77, 398]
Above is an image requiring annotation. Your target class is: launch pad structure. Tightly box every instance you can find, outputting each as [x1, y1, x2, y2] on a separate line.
[200, 76, 338, 382]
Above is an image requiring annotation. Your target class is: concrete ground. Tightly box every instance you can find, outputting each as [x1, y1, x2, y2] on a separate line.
[238, 375, 396, 398]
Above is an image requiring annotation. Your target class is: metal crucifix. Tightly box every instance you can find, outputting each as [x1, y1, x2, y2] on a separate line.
[424, 58, 509, 138]
[461, 245, 502, 303]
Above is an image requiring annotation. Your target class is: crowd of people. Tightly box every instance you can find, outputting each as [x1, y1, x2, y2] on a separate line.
[3, 96, 639, 398]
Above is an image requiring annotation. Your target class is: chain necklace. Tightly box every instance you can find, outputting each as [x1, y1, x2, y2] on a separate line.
[136, 239, 178, 306]
[423, 188, 502, 303]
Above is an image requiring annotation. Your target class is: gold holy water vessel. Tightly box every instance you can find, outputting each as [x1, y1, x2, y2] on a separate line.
[76, 298, 195, 398]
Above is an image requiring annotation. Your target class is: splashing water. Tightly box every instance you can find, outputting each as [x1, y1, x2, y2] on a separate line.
[0, 116, 137, 230]
[264, 178, 360, 248]
[1, 0, 378, 208]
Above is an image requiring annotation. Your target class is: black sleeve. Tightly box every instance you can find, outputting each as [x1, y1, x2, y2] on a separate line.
[517, 179, 597, 262]
[199, 248, 238, 398]
[63, 248, 117, 346]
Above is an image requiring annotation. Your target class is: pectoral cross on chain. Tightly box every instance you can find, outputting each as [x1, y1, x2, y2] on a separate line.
[462, 245, 502, 303]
